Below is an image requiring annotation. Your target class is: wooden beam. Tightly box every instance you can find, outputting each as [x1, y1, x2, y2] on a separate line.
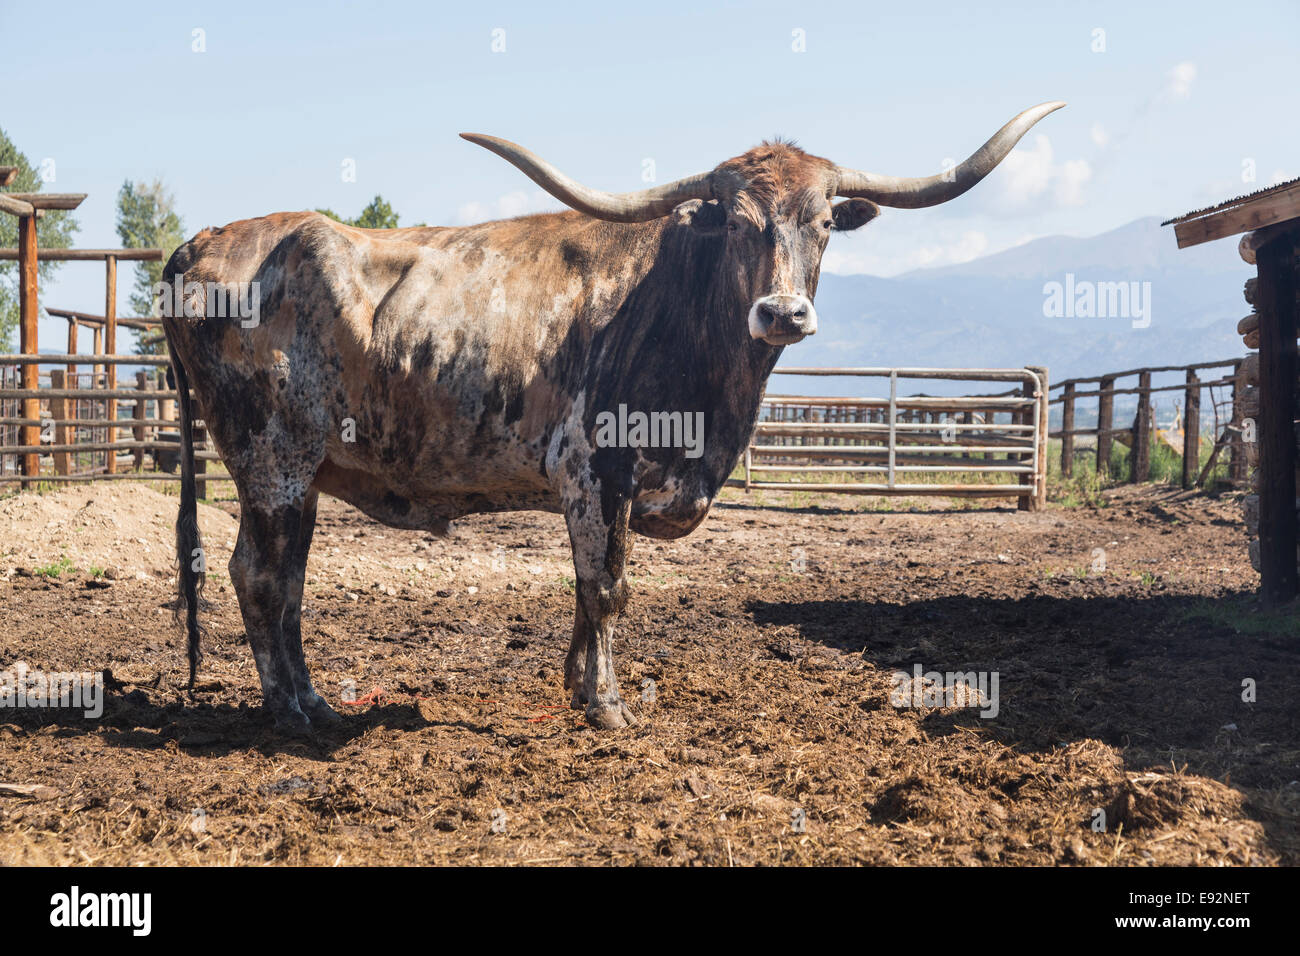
[1255, 233, 1299, 606]
[18, 214, 39, 477]
[1240, 222, 1300, 264]
[0, 194, 35, 217]
[1, 193, 87, 210]
[0, 248, 163, 261]
[44, 307, 161, 328]
[1173, 185, 1300, 248]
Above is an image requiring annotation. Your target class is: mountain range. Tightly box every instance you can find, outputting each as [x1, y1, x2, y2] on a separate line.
[793, 216, 1252, 403]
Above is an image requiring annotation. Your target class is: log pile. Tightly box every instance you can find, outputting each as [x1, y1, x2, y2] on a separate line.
[1236, 232, 1300, 577]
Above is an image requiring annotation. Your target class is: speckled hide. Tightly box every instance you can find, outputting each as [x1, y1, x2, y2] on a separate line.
[162, 140, 885, 731]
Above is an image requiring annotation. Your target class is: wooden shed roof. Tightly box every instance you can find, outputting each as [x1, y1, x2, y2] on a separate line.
[1163, 176, 1300, 248]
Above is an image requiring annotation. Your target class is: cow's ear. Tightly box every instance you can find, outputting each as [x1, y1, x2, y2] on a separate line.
[831, 198, 880, 232]
[673, 199, 727, 234]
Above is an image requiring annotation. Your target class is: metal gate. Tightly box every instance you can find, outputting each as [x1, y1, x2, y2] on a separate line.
[732, 366, 1048, 508]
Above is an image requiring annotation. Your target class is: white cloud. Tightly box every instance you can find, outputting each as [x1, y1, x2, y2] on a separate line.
[1090, 122, 1109, 148]
[457, 189, 559, 224]
[1166, 61, 1196, 100]
[1057, 158, 1092, 206]
[1269, 169, 1297, 186]
[990, 134, 1092, 209]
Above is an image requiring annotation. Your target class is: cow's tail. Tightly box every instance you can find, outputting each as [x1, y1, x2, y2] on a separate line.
[169, 342, 206, 689]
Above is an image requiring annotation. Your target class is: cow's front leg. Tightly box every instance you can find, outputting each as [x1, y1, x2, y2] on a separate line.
[564, 602, 590, 710]
[564, 492, 636, 730]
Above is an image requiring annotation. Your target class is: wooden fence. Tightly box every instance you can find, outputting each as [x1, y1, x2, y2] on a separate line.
[1048, 358, 1245, 488]
[0, 350, 222, 497]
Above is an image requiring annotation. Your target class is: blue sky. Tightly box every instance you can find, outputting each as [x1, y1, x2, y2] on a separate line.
[3, 0, 1297, 341]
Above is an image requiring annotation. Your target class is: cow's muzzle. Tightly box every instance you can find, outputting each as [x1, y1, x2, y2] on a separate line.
[748, 294, 817, 345]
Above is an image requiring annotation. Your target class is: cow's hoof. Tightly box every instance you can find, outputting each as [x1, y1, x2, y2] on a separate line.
[585, 700, 636, 730]
[569, 689, 587, 710]
[301, 695, 343, 725]
[271, 707, 313, 737]
[266, 702, 312, 738]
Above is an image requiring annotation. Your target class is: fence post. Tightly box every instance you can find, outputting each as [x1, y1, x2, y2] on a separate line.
[744, 445, 752, 491]
[1132, 370, 1152, 483]
[17, 211, 39, 479]
[50, 370, 70, 476]
[1229, 359, 1247, 486]
[133, 370, 149, 470]
[65, 320, 78, 389]
[1060, 382, 1075, 478]
[1182, 370, 1200, 489]
[1096, 376, 1115, 478]
[104, 255, 118, 475]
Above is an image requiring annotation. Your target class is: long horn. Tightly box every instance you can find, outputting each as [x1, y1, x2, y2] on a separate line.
[834, 101, 1066, 208]
[460, 133, 715, 223]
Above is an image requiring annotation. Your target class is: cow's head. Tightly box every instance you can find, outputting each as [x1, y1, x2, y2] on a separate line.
[462, 102, 1062, 347]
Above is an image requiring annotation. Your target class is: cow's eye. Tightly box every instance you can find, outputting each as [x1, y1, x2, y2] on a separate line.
[726, 222, 739, 233]
[822, 219, 833, 230]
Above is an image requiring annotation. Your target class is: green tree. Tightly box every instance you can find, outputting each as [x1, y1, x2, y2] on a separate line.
[116, 179, 185, 354]
[316, 194, 407, 229]
[0, 128, 81, 351]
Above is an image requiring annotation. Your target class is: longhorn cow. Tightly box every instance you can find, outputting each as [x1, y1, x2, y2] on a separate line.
[162, 102, 1064, 731]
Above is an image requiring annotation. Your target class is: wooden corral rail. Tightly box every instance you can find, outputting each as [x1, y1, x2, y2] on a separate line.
[1049, 358, 1245, 488]
[731, 366, 1049, 509]
[0, 237, 164, 479]
[0, 175, 164, 479]
[0, 352, 224, 496]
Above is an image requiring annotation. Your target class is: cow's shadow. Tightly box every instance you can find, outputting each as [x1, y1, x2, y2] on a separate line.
[0, 697, 497, 760]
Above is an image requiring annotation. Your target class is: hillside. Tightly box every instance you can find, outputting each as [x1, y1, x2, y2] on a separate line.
[792, 217, 1251, 401]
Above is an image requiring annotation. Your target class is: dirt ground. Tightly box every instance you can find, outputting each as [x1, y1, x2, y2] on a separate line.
[0, 480, 1295, 866]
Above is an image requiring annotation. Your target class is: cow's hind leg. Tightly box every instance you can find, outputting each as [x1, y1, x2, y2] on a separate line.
[229, 500, 313, 733]
[564, 491, 636, 730]
[281, 489, 340, 724]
